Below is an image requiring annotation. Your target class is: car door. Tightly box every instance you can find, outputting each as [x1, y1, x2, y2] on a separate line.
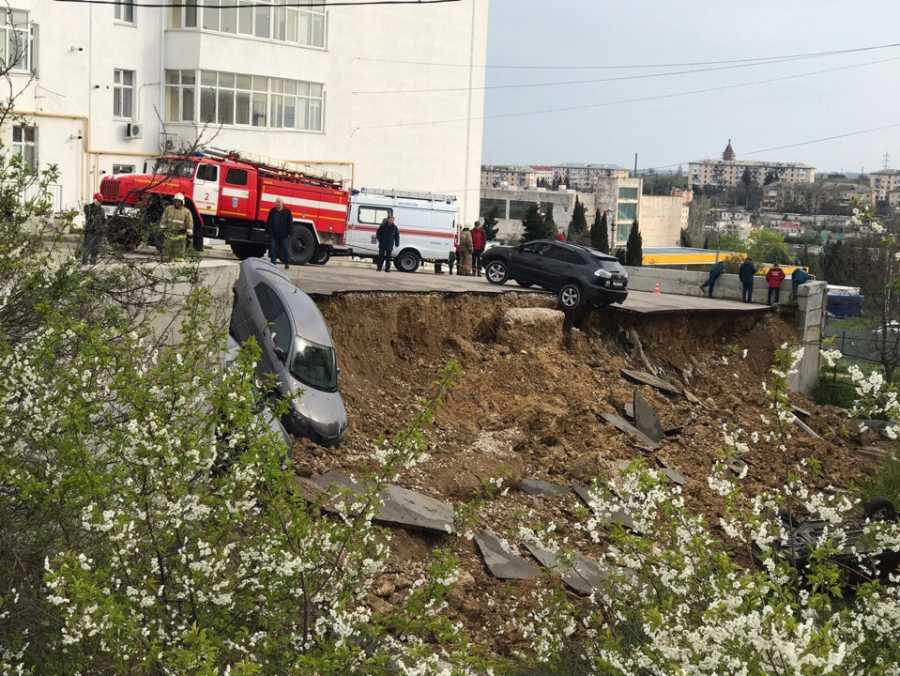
[218, 166, 255, 220]
[347, 204, 392, 256]
[512, 241, 551, 284]
[539, 245, 584, 291]
[251, 282, 290, 377]
[193, 162, 220, 217]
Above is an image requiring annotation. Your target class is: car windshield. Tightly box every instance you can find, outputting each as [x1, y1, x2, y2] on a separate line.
[290, 336, 338, 392]
[153, 159, 196, 178]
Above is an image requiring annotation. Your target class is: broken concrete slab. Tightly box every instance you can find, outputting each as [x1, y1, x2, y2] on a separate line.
[633, 391, 666, 443]
[519, 479, 571, 497]
[296, 471, 456, 535]
[683, 389, 701, 405]
[792, 404, 813, 419]
[599, 412, 659, 450]
[729, 459, 749, 478]
[573, 484, 640, 533]
[524, 541, 606, 595]
[656, 459, 687, 486]
[474, 530, 539, 580]
[621, 369, 682, 396]
[792, 415, 822, 440]
[624, 402, 634, 420]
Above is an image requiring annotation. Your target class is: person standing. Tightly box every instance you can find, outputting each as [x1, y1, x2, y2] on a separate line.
[791, 267, 812, 302]
[81, 192, 106, 265]
[266, 198, 293, 269]
[160, 193, 194, 262]
[766, 263, 786, 306]
[700, 261, 726, 298]
[376, 215, 400, 272]
[459, 226, 474, 276]
[471, 220, 486, 276]
[738, 257, 757, 303]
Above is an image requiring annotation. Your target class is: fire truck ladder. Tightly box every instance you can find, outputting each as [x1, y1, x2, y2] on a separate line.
[355, 187, 458, 203]
[200, 148, 343, 190]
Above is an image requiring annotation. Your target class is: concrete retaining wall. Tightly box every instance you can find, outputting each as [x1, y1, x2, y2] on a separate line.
[624, 266, 827, 395]
[625, 266, 773, 305]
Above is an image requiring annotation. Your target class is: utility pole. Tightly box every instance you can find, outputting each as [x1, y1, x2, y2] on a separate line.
[633, 153, 638, 177]
[461, 0, 477, 226]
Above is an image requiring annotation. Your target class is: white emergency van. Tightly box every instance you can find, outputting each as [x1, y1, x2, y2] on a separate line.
[345, 188, 458, 273]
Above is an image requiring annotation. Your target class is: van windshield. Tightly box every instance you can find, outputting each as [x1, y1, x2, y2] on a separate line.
[290, 337, 338, 392]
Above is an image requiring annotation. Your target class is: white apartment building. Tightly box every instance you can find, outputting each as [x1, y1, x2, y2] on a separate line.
[552, 163, 629, 191]
[870, 170, 900, 202]
[3, 0, 489, 221]
[689, 140, 815, 189]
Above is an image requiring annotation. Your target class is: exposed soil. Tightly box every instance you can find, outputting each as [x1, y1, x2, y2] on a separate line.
[290, 292, 882, 655]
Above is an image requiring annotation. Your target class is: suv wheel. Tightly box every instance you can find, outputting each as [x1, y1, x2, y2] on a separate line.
[485, 260, 509, 285]
[558, 282, 582, 310]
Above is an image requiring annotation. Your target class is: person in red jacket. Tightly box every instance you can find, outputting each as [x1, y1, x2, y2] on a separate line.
[471, 221, 487, 276]
[766, 263, 786, 306]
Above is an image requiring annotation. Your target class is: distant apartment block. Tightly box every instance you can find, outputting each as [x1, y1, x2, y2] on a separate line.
[481, 163, 629, 191]
[689, 140, 816, 189]
[870, 170, 900, 201]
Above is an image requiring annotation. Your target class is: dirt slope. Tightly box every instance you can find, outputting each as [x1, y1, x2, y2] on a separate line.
[291, 293, 878, 655]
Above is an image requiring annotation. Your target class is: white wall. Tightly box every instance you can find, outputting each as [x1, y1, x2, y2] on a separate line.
[6, 0, 488, 222]
[640, 195, 684, 248]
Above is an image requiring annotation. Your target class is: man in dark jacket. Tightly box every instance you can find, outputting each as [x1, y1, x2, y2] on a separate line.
[81, 192, 106, 265]
[266, 198, 293, 269]
[791, 267, 812, 302]
[700, 261, 726, 298]
[376, 215, 400, 272]
[739, 258, 757, 303]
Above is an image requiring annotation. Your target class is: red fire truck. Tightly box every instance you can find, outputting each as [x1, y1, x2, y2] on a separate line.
[97, 150, 349, 265]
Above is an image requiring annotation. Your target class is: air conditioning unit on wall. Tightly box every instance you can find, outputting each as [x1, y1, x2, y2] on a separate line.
[124, 122, 142, 140]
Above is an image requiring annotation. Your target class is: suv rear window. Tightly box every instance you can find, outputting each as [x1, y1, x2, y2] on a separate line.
[544, 246, 585, 265]
[596, 259, 625, 273]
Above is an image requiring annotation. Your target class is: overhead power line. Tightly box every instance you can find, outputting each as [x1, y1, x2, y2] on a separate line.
[54, 0, 459, 8]
[354, 41, 900, 71]
[352, 56, 900, 133]
[352, 43, 900, 95]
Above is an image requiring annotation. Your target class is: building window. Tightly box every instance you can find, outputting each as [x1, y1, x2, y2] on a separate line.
[0, 8, 34, 72]
[165, 69, 196, 122]
[167, 69, 324, 131]
[169, 0, 325, 48]
[112, 164, 134, 174]
[479, 198, 507, 218]
[618, 187, 638, 200]
[617, 202, 637, 221]
[11, 124, 36, 171]
[616, 222, 632, 245]
[113, 69, 135, 119]
[509, 200, 536, 220]
[114, 0, 135, 23]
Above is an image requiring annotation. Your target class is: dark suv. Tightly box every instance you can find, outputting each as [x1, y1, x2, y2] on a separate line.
[482, 240, 629, 310]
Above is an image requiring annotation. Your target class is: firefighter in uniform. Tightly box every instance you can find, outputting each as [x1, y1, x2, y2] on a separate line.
[160, 193, 194, 262]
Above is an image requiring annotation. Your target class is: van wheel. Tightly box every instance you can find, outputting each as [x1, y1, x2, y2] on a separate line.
[288, 226, 316, 265]
[396, 249, 420, 273]
[310, 247, 330, 265]
[230, 242, 268, 260]
[558, 282, 583, 310]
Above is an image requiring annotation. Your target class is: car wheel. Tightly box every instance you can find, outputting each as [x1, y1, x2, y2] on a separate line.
[396, 249, 420, 273]
[864, 497, 898, 522]
[558, 282, 583, 310]
[287, 226, 316, 265]
[310, 247, 330, 265]
[230, 242, 268, 260]
[485, 260, 509, 285]
[515, 279, 534, 288]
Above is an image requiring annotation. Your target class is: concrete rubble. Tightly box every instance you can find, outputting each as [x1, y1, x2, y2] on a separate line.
[519, 479, 571, 497]
[599, 412, 659, 450]
[524, 540, 611, 596]
[474, 530, 540, 580]
[296, 470, 456, 534]
[621, 369, 683, 396]
[633, 390, 666, 443]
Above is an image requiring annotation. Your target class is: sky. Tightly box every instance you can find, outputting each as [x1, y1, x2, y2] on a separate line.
[481, 0, 900, 174]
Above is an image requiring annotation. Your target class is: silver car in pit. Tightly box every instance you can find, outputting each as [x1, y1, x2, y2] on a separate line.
[229, 259, 348, 446]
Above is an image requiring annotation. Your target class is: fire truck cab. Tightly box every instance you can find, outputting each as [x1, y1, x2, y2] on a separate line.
[98, 150, 349, 265]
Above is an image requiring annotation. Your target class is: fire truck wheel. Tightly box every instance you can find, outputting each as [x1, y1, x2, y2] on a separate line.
[395, 249, 421, 273]
[230, 242, 268, 260]
[288, 226, 316, 265]
[310, 247, 330, 265]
